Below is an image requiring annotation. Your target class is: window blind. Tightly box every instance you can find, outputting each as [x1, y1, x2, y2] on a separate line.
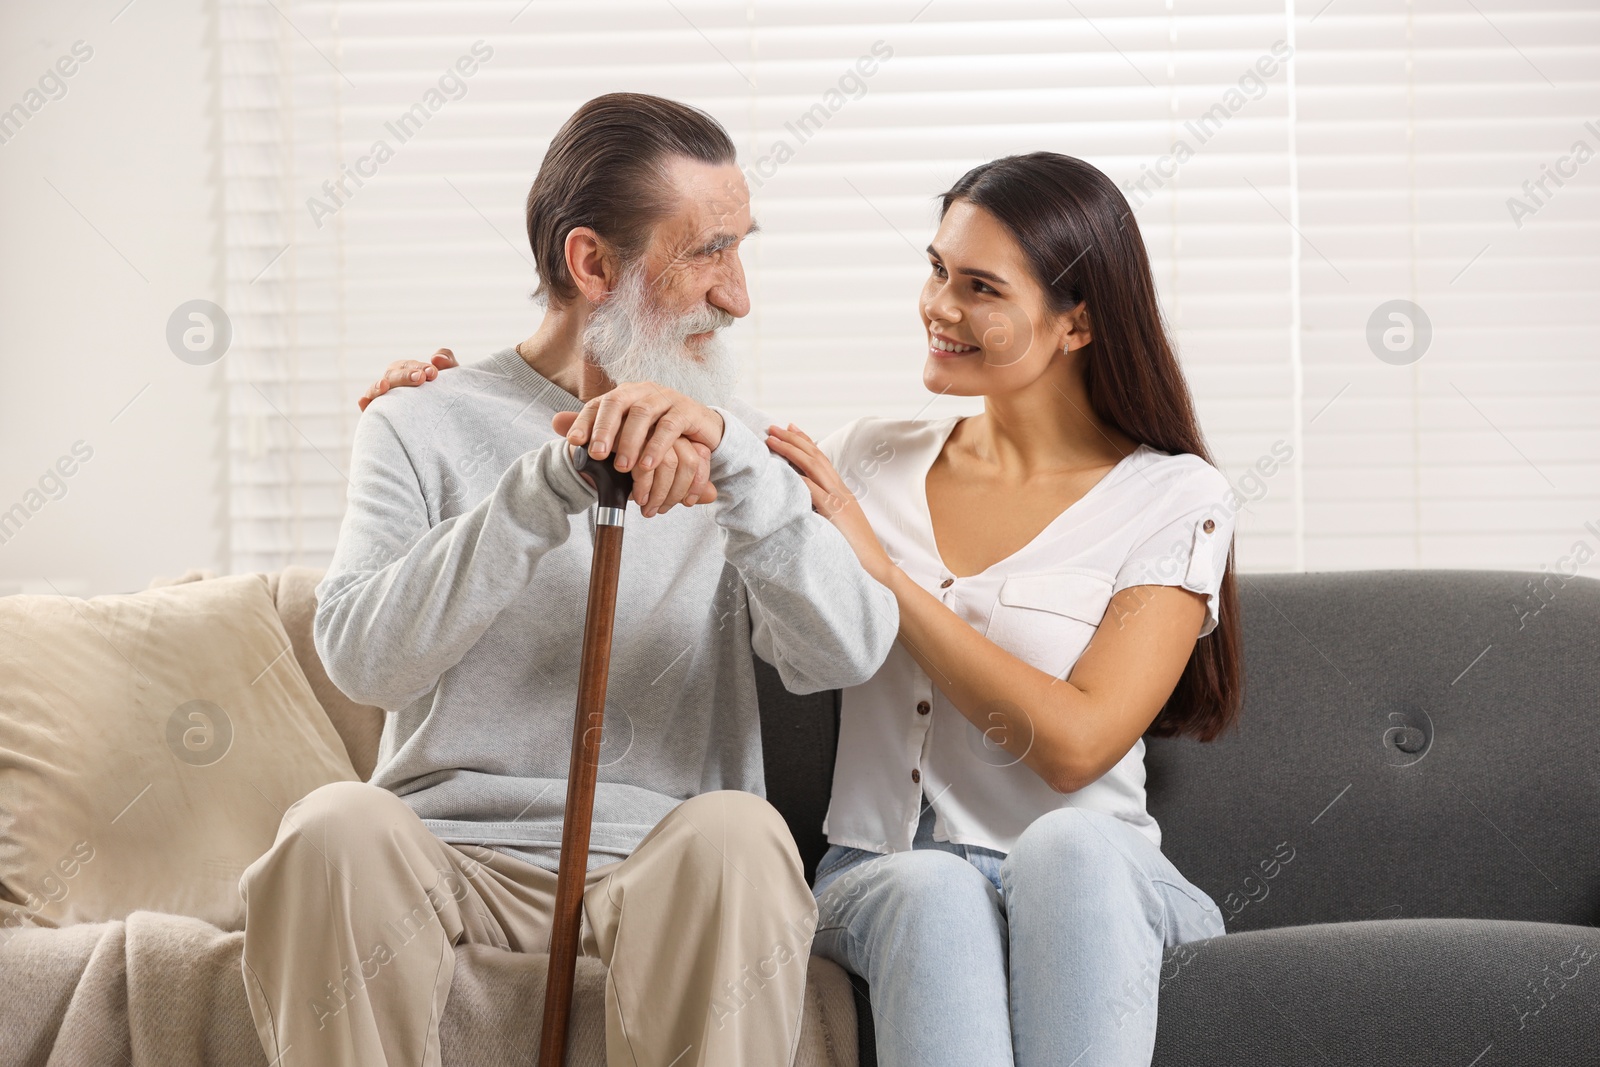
[217, 0, 1599, 577]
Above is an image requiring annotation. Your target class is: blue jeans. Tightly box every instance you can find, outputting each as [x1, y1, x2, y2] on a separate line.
[811, 803, 1226, 1067]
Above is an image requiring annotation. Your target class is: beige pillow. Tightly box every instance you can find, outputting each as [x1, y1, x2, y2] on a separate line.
[0, 573, 358, 931]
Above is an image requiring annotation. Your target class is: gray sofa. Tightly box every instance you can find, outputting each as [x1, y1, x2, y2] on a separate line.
[757, 570, 1600, 1066]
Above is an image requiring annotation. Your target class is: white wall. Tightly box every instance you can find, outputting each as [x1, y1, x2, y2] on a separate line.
[0, 0, 226, 596]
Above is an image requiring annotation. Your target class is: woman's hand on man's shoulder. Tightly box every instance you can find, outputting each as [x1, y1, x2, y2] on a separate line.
[358, 348, 459, 411]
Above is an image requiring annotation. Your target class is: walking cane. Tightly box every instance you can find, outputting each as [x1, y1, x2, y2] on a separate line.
[537, 446, 633, 1067]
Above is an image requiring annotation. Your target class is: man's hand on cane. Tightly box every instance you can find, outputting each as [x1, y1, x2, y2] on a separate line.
[358, 351, 720, 517]
[554, 382, 723, 517]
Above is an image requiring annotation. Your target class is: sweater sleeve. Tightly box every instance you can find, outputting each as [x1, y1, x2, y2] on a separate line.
[313, 410, 595, 710]
[704, 406, 899, 695]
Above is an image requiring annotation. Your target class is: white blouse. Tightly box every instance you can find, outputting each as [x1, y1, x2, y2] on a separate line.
[816, 415, 1236, 856]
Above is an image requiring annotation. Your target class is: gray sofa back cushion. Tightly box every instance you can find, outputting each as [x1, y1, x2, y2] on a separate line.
[756, 571, 1600, 932]
[753, 660, 840, 884]
[1147, 570, 1599, 931]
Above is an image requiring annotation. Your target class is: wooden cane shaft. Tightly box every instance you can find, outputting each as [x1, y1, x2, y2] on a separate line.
[537, 522, 625, 1067]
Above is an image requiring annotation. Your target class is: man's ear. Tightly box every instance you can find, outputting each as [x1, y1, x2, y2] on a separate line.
[564, 226, 617, 305]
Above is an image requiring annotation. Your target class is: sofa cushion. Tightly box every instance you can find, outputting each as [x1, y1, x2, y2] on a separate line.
[264, 566, 384, 781]
[0, 574, 358, 930]
[753, 657, 839, 883]
[1150, 917, 1600, 1065]
[1146, 570, 1600, 932]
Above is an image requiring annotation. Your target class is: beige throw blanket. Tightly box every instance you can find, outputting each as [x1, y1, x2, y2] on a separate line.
[0, 908, 857, 1066]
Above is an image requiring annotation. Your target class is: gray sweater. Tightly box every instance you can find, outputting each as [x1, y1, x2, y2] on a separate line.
[314, 347, 898, 872]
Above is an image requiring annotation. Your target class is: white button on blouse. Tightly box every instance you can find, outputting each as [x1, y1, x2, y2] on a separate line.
[817, 415, 1236, 857]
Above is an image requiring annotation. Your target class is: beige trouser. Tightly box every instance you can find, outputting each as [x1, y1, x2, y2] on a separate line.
[239, 780, 818, 1067]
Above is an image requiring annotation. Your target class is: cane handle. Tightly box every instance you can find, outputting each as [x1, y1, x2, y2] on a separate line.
[571, 446, 634, 511]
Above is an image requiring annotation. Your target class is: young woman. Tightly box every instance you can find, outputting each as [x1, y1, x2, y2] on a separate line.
[766, 153, 1240, 1067]
[364, 151, 1240, 1067]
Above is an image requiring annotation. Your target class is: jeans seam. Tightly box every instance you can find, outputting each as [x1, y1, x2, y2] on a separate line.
[813, 907, 872, 976]
[813, 855, 893, 971]
[1150, 876, 1226, 937]
[813, 847, 863, 887]
[814, 860, 848, 885]
[1149, 876, 1216, 911]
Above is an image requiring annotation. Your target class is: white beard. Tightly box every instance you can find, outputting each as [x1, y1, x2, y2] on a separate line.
[582, 261, 739, 407]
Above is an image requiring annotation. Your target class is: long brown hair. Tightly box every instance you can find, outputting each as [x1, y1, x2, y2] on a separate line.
[940, 152, 1243, 742]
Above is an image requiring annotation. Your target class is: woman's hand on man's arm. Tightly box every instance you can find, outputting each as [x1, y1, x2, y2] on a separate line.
[763, 422, 895, 584]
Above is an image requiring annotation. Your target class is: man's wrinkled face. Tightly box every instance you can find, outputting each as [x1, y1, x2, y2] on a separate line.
[639, 156, 756, 344]
[582, 157, 757, 406]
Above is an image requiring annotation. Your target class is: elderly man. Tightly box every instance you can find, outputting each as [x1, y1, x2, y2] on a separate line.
[239, 92, 897, 1067]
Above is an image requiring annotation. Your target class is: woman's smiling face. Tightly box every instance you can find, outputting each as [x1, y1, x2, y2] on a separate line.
[919, 199, 1084, 398]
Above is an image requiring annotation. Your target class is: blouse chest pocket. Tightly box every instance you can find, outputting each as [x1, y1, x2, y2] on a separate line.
[984, 568, 1116, 675]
